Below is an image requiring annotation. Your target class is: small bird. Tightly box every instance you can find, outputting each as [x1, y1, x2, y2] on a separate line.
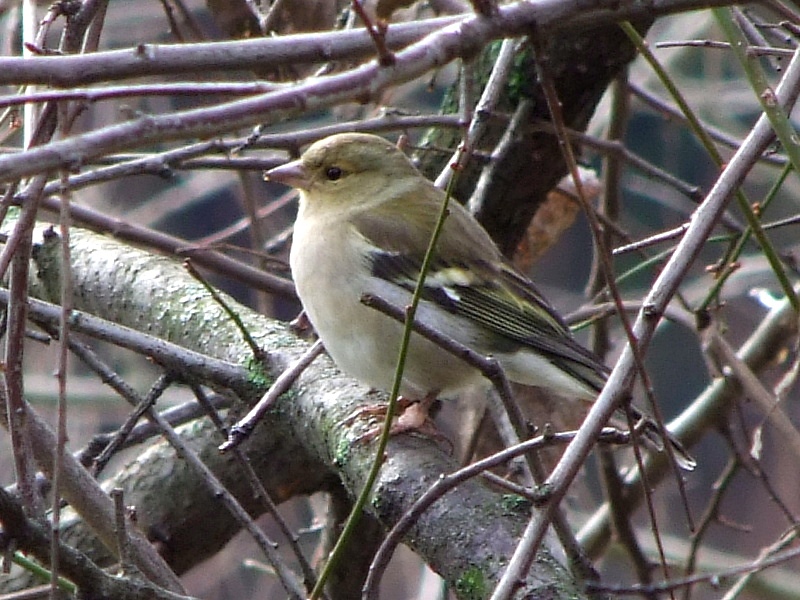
[266, 133, 695, 470]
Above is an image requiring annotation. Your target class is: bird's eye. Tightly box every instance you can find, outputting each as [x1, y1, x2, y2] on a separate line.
[325, 166, 343, 181]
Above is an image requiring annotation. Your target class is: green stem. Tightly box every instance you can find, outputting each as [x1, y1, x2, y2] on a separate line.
[621, 20, 799, 314]
[309, 148, 463, 600]
[11, 551, 77, 594]
[699, 161, 794, 311]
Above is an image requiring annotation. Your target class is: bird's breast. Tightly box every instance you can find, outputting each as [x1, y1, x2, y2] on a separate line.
[289, 217, 482, 397]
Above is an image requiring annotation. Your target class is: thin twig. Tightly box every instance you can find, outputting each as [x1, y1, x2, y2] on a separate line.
[588, 544, 800, 596]
[364, 428, 631, 597]
[184, 259, 267, 363]
[707, 331, 800, 461]
[221, 339, 324, 451]
[192, 384, 323, 596]
[351, 0, 395, 66]
[577, 47, 800, 560]
[9, 290, 252, 397]
[111, 488, 135, 576]
[55, 336, 307, 599]
[439, 37, 518, 190]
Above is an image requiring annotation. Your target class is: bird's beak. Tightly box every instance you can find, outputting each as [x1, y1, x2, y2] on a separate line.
[265, 159, 310, 190]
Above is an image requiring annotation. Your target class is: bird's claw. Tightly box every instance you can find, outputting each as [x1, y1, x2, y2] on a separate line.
[340, 397, 452, 452]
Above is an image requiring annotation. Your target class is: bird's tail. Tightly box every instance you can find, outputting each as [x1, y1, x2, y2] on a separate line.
[636, 416, 696, 471]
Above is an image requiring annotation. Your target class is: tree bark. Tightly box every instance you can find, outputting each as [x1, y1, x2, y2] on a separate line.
[1, 221, 586, 599]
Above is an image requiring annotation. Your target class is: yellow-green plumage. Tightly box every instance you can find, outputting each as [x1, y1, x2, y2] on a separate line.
[267, 133, 694, 470]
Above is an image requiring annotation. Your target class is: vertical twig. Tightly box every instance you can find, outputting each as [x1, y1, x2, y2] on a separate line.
[111, 488, 135, 575]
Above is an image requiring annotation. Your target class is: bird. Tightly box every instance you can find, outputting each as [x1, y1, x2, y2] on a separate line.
[265, 132, 695, 470]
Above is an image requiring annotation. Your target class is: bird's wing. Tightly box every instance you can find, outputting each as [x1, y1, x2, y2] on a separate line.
[354, 205, 609, 393]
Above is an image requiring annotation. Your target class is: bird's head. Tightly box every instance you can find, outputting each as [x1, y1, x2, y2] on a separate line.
[265, 133, 420, 212]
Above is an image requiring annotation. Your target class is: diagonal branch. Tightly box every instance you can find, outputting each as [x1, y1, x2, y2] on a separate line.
[0, 0, 748, 182]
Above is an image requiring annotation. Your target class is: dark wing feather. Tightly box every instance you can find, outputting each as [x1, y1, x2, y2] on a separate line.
[368, 247, 609, 393]
[352, 189, 608, 392]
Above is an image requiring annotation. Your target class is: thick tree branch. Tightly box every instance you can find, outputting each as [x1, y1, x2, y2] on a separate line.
[0, 0, 748, 183]
[0, 221, 586, 598]
[0, 16, 459, 86]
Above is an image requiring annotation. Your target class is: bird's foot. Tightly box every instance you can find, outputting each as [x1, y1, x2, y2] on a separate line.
[341, 395, 451, 450]
[340, 395, 414, 429]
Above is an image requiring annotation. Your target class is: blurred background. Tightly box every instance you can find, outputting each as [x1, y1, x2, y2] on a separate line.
[1, 1, 800, 599]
